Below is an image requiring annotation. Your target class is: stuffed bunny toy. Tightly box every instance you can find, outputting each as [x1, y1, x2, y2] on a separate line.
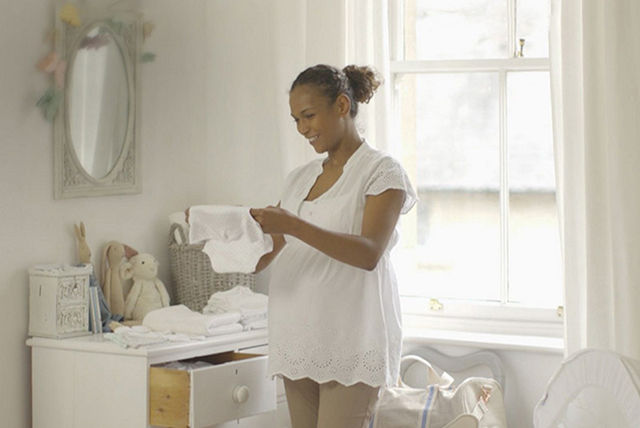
[74, 222, 92, 265]
[121, 253, 170, 321]
[101, 241, 138, 317]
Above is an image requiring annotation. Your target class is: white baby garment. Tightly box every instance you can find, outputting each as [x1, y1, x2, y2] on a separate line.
[202, 285, 268, 315]
[189, 205, 273, 273]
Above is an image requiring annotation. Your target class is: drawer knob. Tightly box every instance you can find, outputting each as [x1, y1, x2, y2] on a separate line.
[232, 385, 250, 404]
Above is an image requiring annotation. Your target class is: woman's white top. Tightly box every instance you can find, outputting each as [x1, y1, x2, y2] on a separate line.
[268, 142, 417, 387]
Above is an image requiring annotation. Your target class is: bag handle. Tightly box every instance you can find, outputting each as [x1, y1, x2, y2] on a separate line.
[400, 355, 454, 388]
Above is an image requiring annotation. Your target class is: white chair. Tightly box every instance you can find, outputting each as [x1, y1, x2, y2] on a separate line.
[534, 348, 640, 428]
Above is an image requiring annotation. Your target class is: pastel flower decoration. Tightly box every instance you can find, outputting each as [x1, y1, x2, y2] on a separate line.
[36, 87, 63, 122]
[143, 21, 155, 41]
[37, 52, 67, 89]
[43, 28, 59, 45]
[141, 52, 156, 63]
[59, 3, 81, 27]
[106, 18, 124, 34]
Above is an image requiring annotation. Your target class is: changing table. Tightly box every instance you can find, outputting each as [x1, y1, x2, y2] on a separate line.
[26, 329, 274, 427]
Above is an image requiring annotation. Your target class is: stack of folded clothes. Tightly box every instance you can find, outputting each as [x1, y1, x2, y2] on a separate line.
[203, 286, 268, 331]
[142, 304, 244, 336]
[104, 324, 198, 349]
[104, 325, 171, 348]
[104, 302, 255, 348]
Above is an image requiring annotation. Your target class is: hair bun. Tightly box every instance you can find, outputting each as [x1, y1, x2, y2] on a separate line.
[343, 65, 382, 104]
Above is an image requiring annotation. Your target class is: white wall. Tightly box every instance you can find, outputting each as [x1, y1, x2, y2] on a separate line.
[1, 1, 562, 427]
[202, 0, 347, 207]
[1, 1, 211, 426]
[203, 0, 285, 207]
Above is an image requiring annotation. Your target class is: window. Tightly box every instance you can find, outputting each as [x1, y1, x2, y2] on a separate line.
[389, 0, 562, 333]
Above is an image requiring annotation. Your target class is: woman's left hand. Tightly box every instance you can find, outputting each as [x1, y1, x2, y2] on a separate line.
[250, 206, 297, 235]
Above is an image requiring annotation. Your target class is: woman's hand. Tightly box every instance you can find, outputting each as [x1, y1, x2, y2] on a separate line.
[249, 205, 298, 235]
[184, 207, 190, 224]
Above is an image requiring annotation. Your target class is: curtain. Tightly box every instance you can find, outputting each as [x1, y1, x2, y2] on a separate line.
[271, 0, 350, 176]
[271, 0, 393, 173]
[550, 0, 640, 358]
[345, 0, 394, 152]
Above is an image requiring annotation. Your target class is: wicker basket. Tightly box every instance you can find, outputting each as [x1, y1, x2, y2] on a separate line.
[168, 223, 255, 312]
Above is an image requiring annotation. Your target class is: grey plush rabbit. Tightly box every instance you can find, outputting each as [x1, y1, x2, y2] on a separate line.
[101, 241, 138, 317]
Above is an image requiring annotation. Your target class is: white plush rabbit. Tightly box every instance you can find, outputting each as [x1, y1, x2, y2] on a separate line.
[121, 253, 170, 321]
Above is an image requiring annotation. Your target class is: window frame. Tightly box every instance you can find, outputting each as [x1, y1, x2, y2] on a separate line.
[388, 0, 562, 338]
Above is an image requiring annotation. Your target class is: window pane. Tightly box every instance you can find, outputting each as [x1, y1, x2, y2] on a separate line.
[516, 0, 550, 57]
[406, 0, 509, 60]
[507, 71, 561, 307]
[395, 73, 501, 301]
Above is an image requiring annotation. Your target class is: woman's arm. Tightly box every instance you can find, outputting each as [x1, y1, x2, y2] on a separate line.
[250, 189, 405, 271]
[253, 234, 286, 273]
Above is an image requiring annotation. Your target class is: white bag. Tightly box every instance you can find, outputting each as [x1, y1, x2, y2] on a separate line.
[370, 356, 508, 428]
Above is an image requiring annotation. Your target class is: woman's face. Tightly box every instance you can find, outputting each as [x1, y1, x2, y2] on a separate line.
[289, 84, 348, 154]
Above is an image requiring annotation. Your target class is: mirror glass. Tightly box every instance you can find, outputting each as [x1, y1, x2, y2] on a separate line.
[68, 25, 129, 179]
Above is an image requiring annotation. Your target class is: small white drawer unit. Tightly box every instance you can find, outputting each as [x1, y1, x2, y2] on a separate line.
[28, 264, 92, 338]
[26, 330, 274, 428]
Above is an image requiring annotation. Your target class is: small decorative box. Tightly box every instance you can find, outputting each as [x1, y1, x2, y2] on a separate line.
[28, 264, 92, 338]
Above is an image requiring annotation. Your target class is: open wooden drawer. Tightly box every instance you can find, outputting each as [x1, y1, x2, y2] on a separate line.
[149, 351, 276, 427]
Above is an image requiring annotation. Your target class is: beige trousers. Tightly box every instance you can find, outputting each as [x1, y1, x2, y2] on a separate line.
[283, 377, 380, 428]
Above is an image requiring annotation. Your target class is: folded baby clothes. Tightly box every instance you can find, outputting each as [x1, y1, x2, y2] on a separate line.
[240, 310, 268, 324]
[207, 323, 244, 336]
[202, 286, 268, 316]
[189, 205, 273, 273]
[104, 325, 206, 349]
[159, 360, 213, 371]
[241, 317, 268, 331]
[104, 325, 168, 348]
[143, 304, 243, 336]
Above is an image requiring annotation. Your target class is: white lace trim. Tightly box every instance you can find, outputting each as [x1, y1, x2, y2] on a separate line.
[269, 342, 391, 387]
[268, 322, 397, 388]
[364, 157, 417, 214]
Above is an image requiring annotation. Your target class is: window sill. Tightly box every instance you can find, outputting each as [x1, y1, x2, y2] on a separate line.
[400, 296, 564, 353]
[401, 296, 563, 334]
[403, 327, 564, 354]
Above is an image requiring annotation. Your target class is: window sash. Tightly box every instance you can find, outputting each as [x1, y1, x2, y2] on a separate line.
[388, 0, 560, 333]
[391, 58, 549, 74]
[390, 62, 553, 306]
[389, 0, 536, 62]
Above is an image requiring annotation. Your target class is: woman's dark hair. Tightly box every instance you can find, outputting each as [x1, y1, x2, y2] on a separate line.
[290, 64, 382, 118]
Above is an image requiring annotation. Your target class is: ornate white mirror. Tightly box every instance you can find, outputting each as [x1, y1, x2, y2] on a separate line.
[54, 2, 141, 199]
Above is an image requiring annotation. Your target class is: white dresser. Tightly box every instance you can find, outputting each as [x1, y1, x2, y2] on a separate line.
[26, 330, 286, 428]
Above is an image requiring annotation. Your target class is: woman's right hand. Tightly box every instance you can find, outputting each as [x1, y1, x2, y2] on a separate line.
[184, 207, 190, 224]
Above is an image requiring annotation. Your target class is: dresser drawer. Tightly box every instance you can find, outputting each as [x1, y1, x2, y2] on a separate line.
[149, 351, 276, 427]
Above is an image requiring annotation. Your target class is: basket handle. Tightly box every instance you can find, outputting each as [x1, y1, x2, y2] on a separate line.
[169, 223, 188, 245]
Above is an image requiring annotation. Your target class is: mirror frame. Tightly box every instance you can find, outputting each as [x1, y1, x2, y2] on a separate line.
[54, 3, 141, 199]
